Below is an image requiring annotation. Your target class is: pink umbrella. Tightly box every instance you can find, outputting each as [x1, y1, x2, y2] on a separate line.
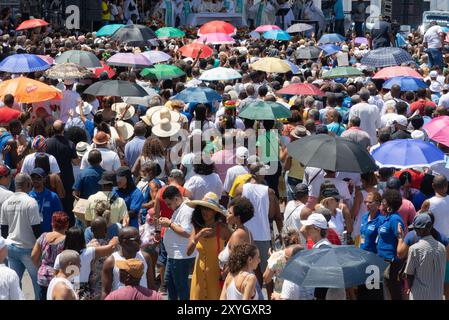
[373, 66, 423, 80]
[37, 55, 55, 65]
[354, 37, 369, 45]
[423, 116, 449, 147]
[255, 25, 281, 33]
[106, 53, 152, 68]
[195, 33, 235, 45]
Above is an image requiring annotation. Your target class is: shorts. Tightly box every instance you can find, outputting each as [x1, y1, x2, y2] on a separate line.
[157, 239, 168, 268]
[445, 261, 449, 283]
[254, 240, 271, 274]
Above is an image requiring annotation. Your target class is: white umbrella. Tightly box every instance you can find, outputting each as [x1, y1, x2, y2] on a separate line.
[141, 51, 171, 63]
[199, 67, 242, 81]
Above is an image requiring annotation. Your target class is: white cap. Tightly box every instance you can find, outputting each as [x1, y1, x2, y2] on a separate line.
[300, 213, 328, 229]
[411, 130, 425, 141]
[394, 115, 408, 127]
[236, 147, 249, 160]
[429, 70, 438, 78]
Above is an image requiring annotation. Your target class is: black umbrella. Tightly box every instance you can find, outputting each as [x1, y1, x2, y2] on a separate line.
[55, 50, 102, 68]
[295, 47, 322, 60]
[83, 80, 148, 97]
[286, 134, 378, 173]
[111, 24, 158, 46]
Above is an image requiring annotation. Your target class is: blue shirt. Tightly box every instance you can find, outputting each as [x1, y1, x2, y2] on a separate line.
[73, 165, 104, 199]
[84, 224, 121, 243]
[334, 0, 344, 20]
[29, 188, 62, 233]
[404, 229, 449, 247]
[359, 211, 382, 253]
[124, 136, 146, 169]
[377, 212, 405, 261]
[112, 187, 144, 228]
[327, 122, 345, 136]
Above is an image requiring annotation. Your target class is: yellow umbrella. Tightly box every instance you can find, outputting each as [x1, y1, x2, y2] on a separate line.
[250, 57, 292, 73]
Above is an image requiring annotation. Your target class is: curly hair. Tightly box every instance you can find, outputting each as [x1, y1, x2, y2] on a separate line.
[51, 211, 69, 231]
[228, 196, 254, 224]
[142, 136, 165, 158]
[382, 189, 403, 213]
[228, 243, 258, 275]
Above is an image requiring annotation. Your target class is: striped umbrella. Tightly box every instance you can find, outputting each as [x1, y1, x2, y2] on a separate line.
[361, 47, 414, 68]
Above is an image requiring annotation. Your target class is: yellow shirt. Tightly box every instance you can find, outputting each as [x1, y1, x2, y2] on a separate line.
[85, 191, 128, 223]
[101, 1, 111, 21]
[229, 173, 252, 198]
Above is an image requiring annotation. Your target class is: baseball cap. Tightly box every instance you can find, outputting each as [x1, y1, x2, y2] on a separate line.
[294, 183, 309, 195]
[386, 177, 401, 190]
[300, 213, 328, 229]
[412, 213, 432, 230]
[321, 187, 341, 200]
[30, 167, 46, 178]
[98, 171, 116, 185]
[115, 258, 144, 279]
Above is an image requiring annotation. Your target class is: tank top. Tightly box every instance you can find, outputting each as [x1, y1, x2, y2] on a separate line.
[242, 183, 270, 241]
[111, 251, 148, 291]
[428, 196, 449, 239]
[47, 277, 78, 300]
[226, 272, 259, 300]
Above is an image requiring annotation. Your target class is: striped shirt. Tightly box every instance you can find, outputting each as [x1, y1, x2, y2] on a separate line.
[405, 235, 446, 300]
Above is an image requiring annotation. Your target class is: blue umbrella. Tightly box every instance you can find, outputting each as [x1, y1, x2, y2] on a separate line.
[279, 246, 388, 288]
[284, 60, 300, 74]
[0, 54, 50, 73]
[96, 24, 125, 37]
[318, 33, 346, 44]
[263, 29, 291, 41]
[361, 47, 414, 68]
[372, 139, 445, 169]
[382, 76, 427, 91]
[318, 44, 341, 56]
[173, 87, 222, 104]
[442, 27, 449, 33]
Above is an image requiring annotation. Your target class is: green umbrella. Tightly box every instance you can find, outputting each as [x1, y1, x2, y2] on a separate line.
[322, 66, 363, 79]
[238, 101, 292, 120]
[155, 27, 185, 39]
[140, 64, 185, 80]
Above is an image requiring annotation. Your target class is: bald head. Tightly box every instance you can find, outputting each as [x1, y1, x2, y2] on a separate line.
[58, 250, 80, 276]
[390, 84, 401, 98]
[433, 175, 448, 193]
[53, 120, 65, 135]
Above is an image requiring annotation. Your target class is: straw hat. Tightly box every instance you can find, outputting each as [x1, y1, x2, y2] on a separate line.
[151, 106, 180, 126]
[187, 192, 226, 216]
[140, 106, 163, 126]
[115, 120, 134, 140]
[76, 141, 90, 157]
[151, 108, 181, 137]
[92, 131, 110, 145]
[111, 102, 135, 121]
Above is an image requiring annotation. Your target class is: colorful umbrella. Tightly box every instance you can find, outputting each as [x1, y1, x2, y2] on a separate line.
[0, 76, 62, 103]
[156, 27, 185, 39]
[423, 116, 449, 147]
[263, 30, 291, 41]
[106, 53, 153, 68]
[83, 80, 148, 97]
[16, 18, 49, 30]
[254, 25, 281, 33]
[354, 37, 369, 45]
[250, 57, 292, 73]
[371, 139, 445, 169]
[286, 23, 314, 33]
[93, 61, 116, 79]
[322, 66, 363, 79]
[141, 50, 171, 63]
[361, 47, 414, 68]
[55, 50, 102, 68]
[249, 31, 261, 39]
[318, 33, 346, 44]
[44, 62, 94, 80]
[199, 67, 242, 81]
[173, 87, 222, 104]
[196, 33, 235, 45]
[238, 101, 291, 120]
[179, 43, 213, 59]
[140, 64, 185, 80]
[318, 44, 341, 56]
[373, 66, 423, 80]
[198, 20, 236, 36]
[37, 55, 55, 65]
[382, 76, 427, 91]
[284, 61, 300, 74]
[0, 54, 50, 73]
[96, 24, 124, 37]
[277, 83, 325, 96]
[111, 24, 158, 46]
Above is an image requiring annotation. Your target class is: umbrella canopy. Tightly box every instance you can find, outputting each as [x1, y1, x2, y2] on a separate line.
[249, 31, 261, 39]
[250, 57, 292, 73]
[141, 50, 171, 63]
[199, 67, 242, 81]
[238, 101, 291, 120]
[254, 25, 281, 33]
[179, 43, 213, 59]
[106, 53, 153, 68]
[423, 116, 449, 147]
[196, 33, 235, 45]
[263, 30, 291, 41]
[318, 44, 341, 56]
[198, 20, 236, 35]
[361, 47, 414, 68]
[83, 80, 148, 97]
[382, 76, 427, 91]
[373, 66, 423, 80]
[44, 62, 94, 80]
[279, 246, 388, 288]
[0, 54, 50, 73]
[318, 33, 346, 44]
[284, 61, 300, 74]
[93, 61, 116, 79]
[322, 66, 363, 79]
[37, 55, 55, 65]
[55, 50, 102, 68]
[0, 77, 62, 103]
[371, 139, 445, 169]
[96, 24, 124, 37]
[155, 27, 185, 39]
[295, 47, 322, 60]
[286, 134, 378, 173]
[173, 87, 222, 104]
[277, 83, 325, 96]
[111, 24, 158, 46]
[286, 23, 314, 33]
[140, 64, 185, 80]
[354, 37, 369, 45]
[16, 18, 48, 30]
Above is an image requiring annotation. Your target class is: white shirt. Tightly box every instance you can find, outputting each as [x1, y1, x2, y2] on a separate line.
[163, 201, 197, 259]
[439, 92, 449, 109]
[0, 264, 25, 300]
[329, 208, 345, 237]
[80, 147, 121, 172]
[54, 247, 95, 283]
[303, 167, 324, 198]
[223, 165, 248, 194]
[283, 200, 305, 233]
[424, 25, 443, 49]
[184, 173, 223, 200]
[0, 185, 13, 209]
[349, 102, 381, 145]
[243, 183, 271, 241]
[59, 89, 81, 123]
[428, 195, 449, 239]
[280, 279, 314, 300]
[21, 152, 61, 175]
[380, 112, 398, 128]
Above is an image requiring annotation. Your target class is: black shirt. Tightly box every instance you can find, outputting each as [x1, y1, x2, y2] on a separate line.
[45, 135, 77, 190]
[391, 129, 412, 140]
[371, 21, 392, 49]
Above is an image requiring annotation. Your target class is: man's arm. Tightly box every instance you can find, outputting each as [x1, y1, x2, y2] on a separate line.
[101, 255, 115, 300]
[32, 224, 41, 240]
[268, 188, 283, 233]
[141, 250, 156, 290]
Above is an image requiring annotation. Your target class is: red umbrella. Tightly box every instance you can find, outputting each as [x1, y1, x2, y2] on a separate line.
[179, 43, 213, 59]
[198, 20, 236, 36]
[94, 61, 116, 79]
[16, 19, 49, 31]
[277, 83, 325, 97]
[372, 66, 423, 80]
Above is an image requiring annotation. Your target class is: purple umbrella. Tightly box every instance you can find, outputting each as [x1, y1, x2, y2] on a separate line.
[354, 37, 369, 45]
[141, 50, 171, 63]
[106, 52, 153, 68]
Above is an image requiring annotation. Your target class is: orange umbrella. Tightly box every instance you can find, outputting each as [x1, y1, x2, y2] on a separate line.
[179, 43, 213, 59]
[0, 77, 62, 103]
[16, 19, 49, 31]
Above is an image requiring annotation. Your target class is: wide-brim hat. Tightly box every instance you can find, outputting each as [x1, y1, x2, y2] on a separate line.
[76, 102, 93, 116]
[92, 131, 111, 145]
[290, 125, 311, 139]
[151, 106, 181, 126]
[187, 192, 226, 216]
[111, 102, 135, 120]
[115, 120, 134, 140]
[151, 118, 181, 137]
[76, 141, 91, 157]
[140, 105, 163, 126]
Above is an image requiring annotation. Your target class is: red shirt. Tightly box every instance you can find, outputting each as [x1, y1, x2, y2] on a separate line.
[410, 99, 436, 116]
[306, 228, 342, 249]
[394, 169, 424, 189]
[0, 106, 20, 124]
[104, 286, 162, 300]
[157, 185, 186, 237]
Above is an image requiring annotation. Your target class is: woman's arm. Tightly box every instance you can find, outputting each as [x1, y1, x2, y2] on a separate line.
[31, 239, 42, 268]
